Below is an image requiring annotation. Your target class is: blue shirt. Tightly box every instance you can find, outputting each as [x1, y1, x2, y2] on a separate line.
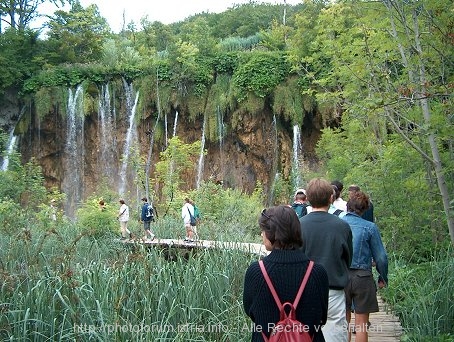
[342, 212, 388, 284]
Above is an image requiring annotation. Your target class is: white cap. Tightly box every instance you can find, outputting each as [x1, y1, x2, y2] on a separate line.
[294, 188, 306, 197]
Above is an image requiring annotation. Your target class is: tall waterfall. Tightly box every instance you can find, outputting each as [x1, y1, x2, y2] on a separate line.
[119, 80, 139, 196]
[164, 112, 169, 146]
[98, 84, 116, 183]
[268, 114, 280, 205]
[217, 106, 225, 179]
[196, 115, 206, 189]
[173, 110, 179, 137]
[292, 124, 302, 188]
[1, 132, 17, 171]
[62, 85, 84, 217]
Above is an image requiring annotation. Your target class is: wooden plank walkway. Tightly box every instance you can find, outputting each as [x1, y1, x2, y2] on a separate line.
[350, 296, 402, 341]
[121, 238, 402, 341]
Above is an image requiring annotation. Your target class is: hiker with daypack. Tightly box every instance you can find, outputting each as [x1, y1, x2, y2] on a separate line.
[181, 198, 196, 242]
[189, 199, 201, 240]
[243, 205, 329, 341]
[140, 197, 155, 241]
[291, 188, 309, 219]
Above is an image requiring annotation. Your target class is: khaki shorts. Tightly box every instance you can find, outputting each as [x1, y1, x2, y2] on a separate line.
[345, 269, 379, 314]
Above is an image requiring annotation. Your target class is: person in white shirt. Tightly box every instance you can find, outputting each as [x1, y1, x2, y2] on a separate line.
[331, 180, 347, 212]
[118, 199, 132, 239]
[181, 198, 195, 242]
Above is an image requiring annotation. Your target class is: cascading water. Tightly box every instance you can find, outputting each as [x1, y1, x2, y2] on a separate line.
[292, 124, 302, 188]
[62, 85, 84, 217]
[173, 110, 179, 137]
[119, 79, 139, 196]
[164, 112, 168, 147]
[98, 84, 116, 183]
[1, 133, 17, 171]
[268, 114, 280, 205]
[196, 115, 206, 189]
[216, 106, 225, 179]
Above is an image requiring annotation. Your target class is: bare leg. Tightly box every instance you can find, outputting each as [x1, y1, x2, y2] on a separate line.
[354, 313, 370, 342]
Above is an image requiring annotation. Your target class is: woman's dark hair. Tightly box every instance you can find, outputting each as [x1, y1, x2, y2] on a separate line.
[259, 205, 303, 250]
[347, 191, 370, 215]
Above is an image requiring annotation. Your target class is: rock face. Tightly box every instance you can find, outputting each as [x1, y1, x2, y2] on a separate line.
[2, 85, 322, 215]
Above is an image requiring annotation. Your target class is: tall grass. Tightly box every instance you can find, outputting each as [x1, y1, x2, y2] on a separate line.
[0, 224, 259, 341]
[382, 248, 454, 341]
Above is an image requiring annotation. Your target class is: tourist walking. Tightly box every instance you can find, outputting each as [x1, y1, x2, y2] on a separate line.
[342, 191, 388, 342]
[291, 188, 309, 218]
[244, 205, 328, 341]
[118, 199, 132, 240]
[182, 198, 196, 242]
[300, 177, 353, 342]
[140, 197, 155, 240]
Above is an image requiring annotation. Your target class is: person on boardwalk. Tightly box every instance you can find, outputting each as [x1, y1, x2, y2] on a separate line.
[342, 191, 388, 342]
[348, 185, 374, 222]
[140, 197, 155, 240]
[331, 180, 347, 212]
[189, 199, 201, 240]
[181, 198, 196, 242]
[300, 177, 353, 342]
[118, 199, 132, 240]
[243, 205, 329, 341]
[291, 188, 309, 218]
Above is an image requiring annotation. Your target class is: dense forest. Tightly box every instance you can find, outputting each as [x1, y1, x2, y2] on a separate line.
[0, 0, 453, 340]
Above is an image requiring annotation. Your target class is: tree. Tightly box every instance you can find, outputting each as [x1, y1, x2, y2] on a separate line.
[44, 2, 110, 64]
[0, 0, 68, 32]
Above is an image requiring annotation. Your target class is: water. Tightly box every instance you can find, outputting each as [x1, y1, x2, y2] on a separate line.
[292, 124, 302, 188]
[217, 106, 225, 180]
[119, 79, 139, 196]
[173, 110, 179, 137]
[1, 133, 17, 171]
[62, 85, 84, 217]
[196, 115, 206, 189]
[98, 83, 116, 183]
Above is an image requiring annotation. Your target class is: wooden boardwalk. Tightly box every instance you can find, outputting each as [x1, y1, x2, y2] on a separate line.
[121, 238, 403, 341]
[351, 295, 402, 342]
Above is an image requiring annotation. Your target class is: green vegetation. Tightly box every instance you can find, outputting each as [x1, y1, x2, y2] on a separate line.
[1, 0, 453, 340]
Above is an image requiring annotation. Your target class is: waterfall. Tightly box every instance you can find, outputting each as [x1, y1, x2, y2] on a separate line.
[98, 84, 116, 183]
[267, 114, 280, 205]
[119, 79, 139, 196]
[62, 85, 84, 217]
[292, 124, 302, 188]
[217, 106, 225, 179]
[164, 112, 168, 146]
[173, 110, 178, 137]
[196, 115, 206, 189]
[1, 133, 17, 171]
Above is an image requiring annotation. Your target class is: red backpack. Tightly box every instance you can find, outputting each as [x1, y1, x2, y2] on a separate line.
[259, 260, 314, 342]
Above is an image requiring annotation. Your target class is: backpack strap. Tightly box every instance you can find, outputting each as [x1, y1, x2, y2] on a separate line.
[258, 260, 314, 313]
[333, 209, 343, 216]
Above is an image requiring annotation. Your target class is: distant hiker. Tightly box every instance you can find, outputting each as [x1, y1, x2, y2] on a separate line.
[329, 184, 346, 218]
[189, 199, 201, 240]
[140, 197, 155, 240]
[98, 200, 106, 211]
[291, 188, 309, 219]
[182, 198, 195, 242]
[118, 199, 132, 240]
[50, 199, 57, 221]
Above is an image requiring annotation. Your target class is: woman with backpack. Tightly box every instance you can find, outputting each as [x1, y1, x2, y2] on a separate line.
[243, 205, 329, 341]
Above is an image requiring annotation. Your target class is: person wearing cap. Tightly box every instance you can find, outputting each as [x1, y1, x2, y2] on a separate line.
[291, 188, 309, 219]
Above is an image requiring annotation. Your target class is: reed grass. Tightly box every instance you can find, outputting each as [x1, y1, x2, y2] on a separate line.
[0, 223, 258, 341]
